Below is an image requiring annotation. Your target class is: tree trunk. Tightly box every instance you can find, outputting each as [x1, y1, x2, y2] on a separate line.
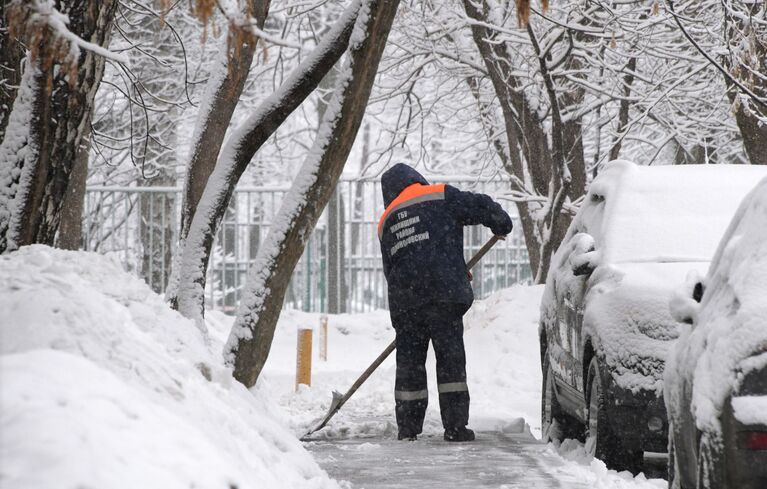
[175, 0, 365, 321]
[0, 60, 43, 252]
[57, 129, 90, 250]
[461, 5, 544, 280]
[0, 0, 118, 253]
[226, 0, 401, 388]
[608, 57, 637, 161]
[0, 3, 25, 141]
[729, 87, 767, 165]
[722, 1, 767, 165]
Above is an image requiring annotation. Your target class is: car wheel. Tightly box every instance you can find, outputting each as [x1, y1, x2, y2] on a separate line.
[585, 357, 643, 473]
[541, 356, 582, 442]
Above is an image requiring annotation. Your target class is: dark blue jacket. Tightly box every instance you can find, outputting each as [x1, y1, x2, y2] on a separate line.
[379, 164, 513, 318]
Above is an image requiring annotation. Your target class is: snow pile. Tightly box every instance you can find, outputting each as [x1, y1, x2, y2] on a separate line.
[666, 177, 767, 434]
[0, 245, 340, 489]
[463, 284, 544, 433]
[550, 440, 665, 489]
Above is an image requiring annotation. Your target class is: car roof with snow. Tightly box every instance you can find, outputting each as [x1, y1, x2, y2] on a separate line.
[582, 160, 767, 265]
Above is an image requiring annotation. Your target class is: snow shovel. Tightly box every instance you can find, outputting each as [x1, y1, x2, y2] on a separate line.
[300, 234, 504, 441]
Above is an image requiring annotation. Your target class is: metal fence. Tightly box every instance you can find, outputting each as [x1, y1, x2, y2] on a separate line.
[83, 177, 531, 313]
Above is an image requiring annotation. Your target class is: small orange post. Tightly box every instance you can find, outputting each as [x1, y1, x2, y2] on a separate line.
[296, 328, 313, 390]
[319, 315, 328, 361]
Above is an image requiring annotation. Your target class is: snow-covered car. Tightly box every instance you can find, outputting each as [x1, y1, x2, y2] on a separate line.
[539, 160, 767, 473]
[665, 177, 767, 489]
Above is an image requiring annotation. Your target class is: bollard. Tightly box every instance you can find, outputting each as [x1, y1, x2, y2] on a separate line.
[296, 328, 313, 391]
[319, 315, 328, 361]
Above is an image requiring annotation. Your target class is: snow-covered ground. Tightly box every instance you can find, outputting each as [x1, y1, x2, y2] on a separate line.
[1, 246, 665, 488]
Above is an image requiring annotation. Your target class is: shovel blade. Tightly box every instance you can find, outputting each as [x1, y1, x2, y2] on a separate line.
[300, 390, 345, 441]
[328, 390, 344, 413]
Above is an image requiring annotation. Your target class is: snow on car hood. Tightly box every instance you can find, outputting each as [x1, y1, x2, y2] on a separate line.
[584, 261, 709, 394]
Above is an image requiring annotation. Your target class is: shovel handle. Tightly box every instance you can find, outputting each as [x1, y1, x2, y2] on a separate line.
[337, 340, 396, 411]
[466, 235, 504, 270]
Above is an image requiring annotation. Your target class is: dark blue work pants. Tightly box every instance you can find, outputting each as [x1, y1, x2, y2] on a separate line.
[393, 303, 470, 436]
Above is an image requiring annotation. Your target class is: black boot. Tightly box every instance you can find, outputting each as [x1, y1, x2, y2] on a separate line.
[398, 431, 418, 441]
[443, 427, 475, 442]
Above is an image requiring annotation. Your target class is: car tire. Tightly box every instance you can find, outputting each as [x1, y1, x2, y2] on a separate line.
[541, 355, 582, 442]
[585, 357, 643, 473]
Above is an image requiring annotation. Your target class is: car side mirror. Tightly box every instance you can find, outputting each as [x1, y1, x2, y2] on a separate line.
[693, 281, 705, 303]
[569, 233, 599, 277]
[670, 271, 704, 325]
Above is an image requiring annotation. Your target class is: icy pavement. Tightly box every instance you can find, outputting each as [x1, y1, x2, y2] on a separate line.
[307, 428, 590, 489]
[301, 414, 665, 489]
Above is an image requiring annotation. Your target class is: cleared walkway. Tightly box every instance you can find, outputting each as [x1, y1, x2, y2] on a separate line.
[307, 429, 590, 489]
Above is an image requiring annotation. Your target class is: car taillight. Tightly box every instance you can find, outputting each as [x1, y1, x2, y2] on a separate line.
[742, 432, 767, 450]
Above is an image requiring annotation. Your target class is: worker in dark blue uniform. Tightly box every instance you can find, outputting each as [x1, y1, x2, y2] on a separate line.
[378, 163, 513, 442]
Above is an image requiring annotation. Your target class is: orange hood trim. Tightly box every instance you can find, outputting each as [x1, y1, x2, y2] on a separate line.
[378, 183, 445, 237]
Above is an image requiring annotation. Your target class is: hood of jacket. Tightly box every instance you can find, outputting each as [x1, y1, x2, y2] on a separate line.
[381, 163, 429, 207]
